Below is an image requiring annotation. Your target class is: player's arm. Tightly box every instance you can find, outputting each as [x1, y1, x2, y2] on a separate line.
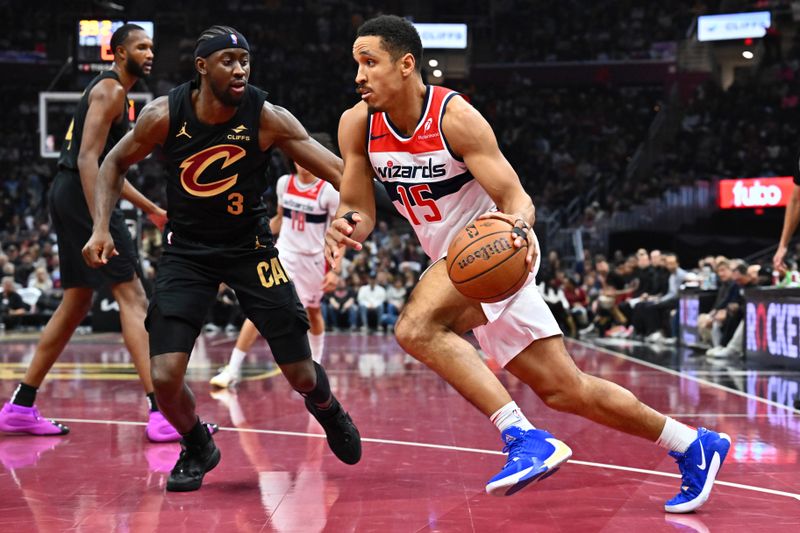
[442, 95, 537, 267]
[270, 174, 287, 236]
[78, 81, 166, 227]
[260, 102, 343, 190]
[269, 203, 283, 236]
[324, 103, 377, 267]
[121, 181, 167, 230]
[321, 184, 343, 288]
[775, 184, 800, 269]
[76, 79, 126, 218]
[83, 97, 169, 267]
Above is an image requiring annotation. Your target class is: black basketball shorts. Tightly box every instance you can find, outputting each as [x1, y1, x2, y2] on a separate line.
[49, 169, 142, 289]
[146, 227, 311, 364]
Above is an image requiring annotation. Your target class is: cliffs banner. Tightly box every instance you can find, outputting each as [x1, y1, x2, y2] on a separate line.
[745, 288, 800, 370]
[718, 176, 794, 209]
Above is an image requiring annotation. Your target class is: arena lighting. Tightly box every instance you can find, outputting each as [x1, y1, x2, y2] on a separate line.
[718, 176, 794, 209]
[432, 69, 443, 78]
[428, 59, 439, 67]
[743, 50, 754, 59]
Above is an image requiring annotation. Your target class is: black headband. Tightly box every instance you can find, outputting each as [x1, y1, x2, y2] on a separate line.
[195, 32, 250, 58]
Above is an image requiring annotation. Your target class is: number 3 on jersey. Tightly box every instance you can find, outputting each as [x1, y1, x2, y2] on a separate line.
[396, 184, 442, 225]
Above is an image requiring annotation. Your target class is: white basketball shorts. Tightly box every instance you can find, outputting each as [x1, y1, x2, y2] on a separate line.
[279, 250, 326, 308]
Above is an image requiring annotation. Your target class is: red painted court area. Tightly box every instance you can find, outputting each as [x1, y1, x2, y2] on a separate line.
[1, 333, 798, 532]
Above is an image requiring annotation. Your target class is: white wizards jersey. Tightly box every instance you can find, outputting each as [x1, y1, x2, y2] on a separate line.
[367, 85, 494, 260]
[275, 173, 339, 255]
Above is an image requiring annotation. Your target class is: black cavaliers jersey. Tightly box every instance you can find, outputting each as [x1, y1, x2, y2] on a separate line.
[160, 81, 272, 243]
[58, 70, 130, 171]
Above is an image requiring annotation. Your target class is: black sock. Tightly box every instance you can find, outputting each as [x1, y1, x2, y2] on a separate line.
[146, 392, 159, 412]
[301, 362, 333, 409]
[11, 382, 37, 407]
[181, 417, 210, 447]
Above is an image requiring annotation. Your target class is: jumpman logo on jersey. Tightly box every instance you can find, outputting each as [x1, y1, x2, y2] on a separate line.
[176, 122, 192, 139]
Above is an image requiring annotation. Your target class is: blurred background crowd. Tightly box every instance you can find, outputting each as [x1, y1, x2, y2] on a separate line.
[2, 0, 799, 361]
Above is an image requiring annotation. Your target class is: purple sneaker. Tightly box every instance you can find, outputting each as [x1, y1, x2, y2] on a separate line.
[145, 411, 219, 443]
[0, 402, 69, 436]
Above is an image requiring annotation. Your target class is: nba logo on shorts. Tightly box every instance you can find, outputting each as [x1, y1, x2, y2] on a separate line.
[230, 34, 238, 45]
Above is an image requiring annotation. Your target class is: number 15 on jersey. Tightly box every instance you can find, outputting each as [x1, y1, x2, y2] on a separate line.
[396, 184, 442, 225]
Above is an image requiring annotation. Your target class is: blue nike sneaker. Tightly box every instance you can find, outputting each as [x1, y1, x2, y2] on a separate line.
[665, 427, 731, 513]
[485, 426, 572, 497]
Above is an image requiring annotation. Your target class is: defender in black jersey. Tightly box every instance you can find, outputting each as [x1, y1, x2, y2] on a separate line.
[84, 26, 362, 492]
[0, 24, 201, 444]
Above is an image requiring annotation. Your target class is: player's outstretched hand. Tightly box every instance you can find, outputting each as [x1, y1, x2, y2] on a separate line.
[324, 213, 363, 268]
[82, 230, 119, 268]
[477, 212, 538, 271]
[147, 207, 168, 231]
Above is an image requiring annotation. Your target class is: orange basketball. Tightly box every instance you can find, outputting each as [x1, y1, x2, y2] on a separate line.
[446, 218, 529, 303]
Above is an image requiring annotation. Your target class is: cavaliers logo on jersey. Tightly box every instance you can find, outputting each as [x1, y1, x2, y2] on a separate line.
[179, 144, 246, 197]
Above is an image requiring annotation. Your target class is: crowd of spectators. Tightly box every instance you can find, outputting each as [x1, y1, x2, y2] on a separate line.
[609, 28, 800, 216]
[487, 0, 714, 63]
[455, 80, 663, 211]
[534, 245, 778, 361]
[1, 0, 705, 242]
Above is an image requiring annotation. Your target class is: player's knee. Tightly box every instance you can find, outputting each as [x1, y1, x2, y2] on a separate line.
[150, 357, 183, 394]
[117, 286, 148, 314]
[540, 372, 587, 413]
[280, 359, 316, 392]
[394, 310, 427, 354]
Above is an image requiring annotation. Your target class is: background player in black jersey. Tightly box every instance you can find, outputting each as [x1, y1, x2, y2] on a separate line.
[83, 26, 361, 492]
[0, 24, 202, 443]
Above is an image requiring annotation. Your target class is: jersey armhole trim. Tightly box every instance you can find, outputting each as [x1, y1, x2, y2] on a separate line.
[162, 88, 179, 152]
[440, 92, 464, 163]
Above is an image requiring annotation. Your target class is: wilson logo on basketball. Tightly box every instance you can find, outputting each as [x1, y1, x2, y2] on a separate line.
[456, 237, 513, 270]
[179, 144, 246, 198]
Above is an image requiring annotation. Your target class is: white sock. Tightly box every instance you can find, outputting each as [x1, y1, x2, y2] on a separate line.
[490, 401, 535, 433]
[228, 347, 247, 374]
[656, 417, 697, 453]
[308, 332, 325, 364]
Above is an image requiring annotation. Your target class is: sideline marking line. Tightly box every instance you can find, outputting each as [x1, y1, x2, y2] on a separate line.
[54, 417, 800, 502]
[569, 339, 800, 415]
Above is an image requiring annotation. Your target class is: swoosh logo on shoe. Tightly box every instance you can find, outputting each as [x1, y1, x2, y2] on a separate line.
[697, 442, 706, 470]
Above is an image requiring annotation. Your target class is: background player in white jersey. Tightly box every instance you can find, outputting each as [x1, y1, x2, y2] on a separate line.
[211, 133, 340, 388]
[325, 15, 730, 512]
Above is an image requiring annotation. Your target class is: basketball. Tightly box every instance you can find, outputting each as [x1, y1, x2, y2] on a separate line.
[446, 218, 529, 303]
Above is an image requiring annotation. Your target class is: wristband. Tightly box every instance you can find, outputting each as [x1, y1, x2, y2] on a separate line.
[341, 211, 359, 225]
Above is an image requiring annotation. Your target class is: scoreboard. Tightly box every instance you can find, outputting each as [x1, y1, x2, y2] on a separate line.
[76, 19, 154, 72]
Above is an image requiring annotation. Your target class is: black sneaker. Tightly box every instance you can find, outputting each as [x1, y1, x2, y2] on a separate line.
[305, 397, 361, 465]
[166, 437, 221, 492]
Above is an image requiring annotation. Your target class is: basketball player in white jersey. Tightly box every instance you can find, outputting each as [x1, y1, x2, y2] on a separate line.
[325, 15, 730, 512]
[211, 134, 340, 388]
